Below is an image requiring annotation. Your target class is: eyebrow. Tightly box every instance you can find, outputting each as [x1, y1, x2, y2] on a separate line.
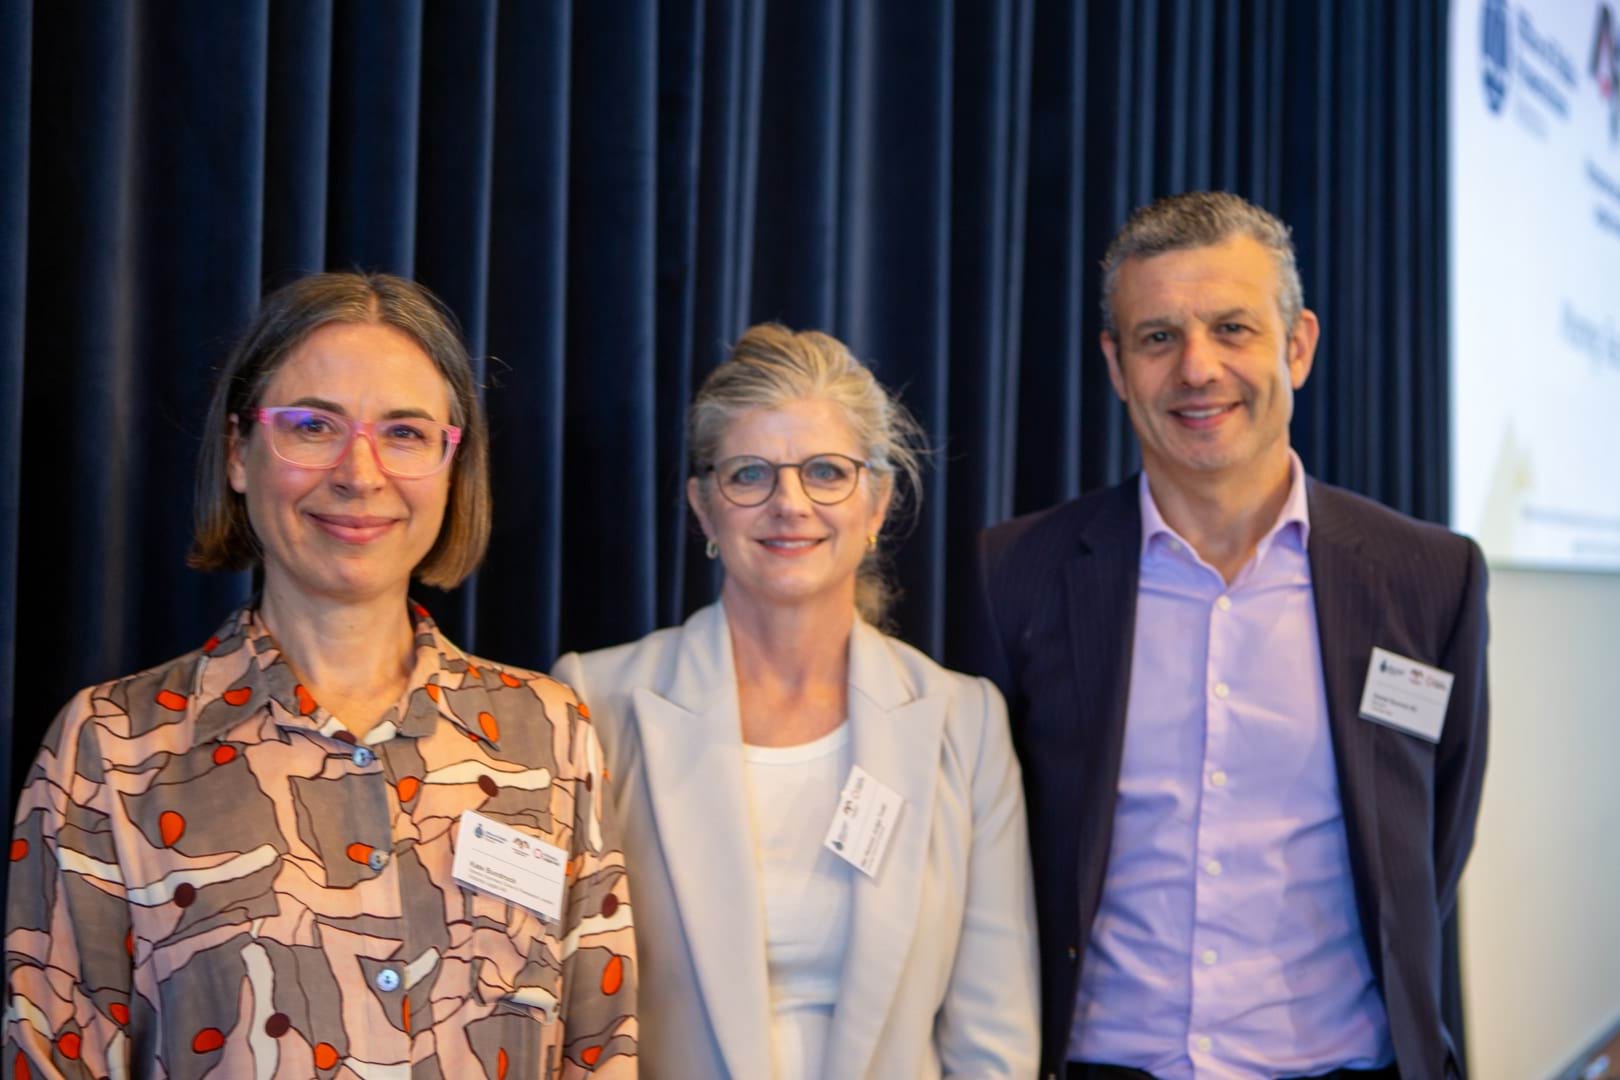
[1204, 307, 1260, 325]
[1127, 315, 1184, 336]
[1126, 307, 1262, 337]
[282, 397, 442, 422]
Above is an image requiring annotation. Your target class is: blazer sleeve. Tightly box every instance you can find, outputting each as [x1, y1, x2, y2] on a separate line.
[1432, 538, 1490, 917]
[936, 677, 1041, 1079]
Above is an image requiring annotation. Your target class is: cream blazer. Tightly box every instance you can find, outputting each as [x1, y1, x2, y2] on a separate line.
[553, 602, 1039, 1079]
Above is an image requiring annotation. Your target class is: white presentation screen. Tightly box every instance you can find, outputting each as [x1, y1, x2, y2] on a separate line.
[1450, 0, 1620, 570]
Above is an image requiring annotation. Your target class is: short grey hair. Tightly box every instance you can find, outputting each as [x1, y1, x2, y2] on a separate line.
[1099, 191, 1303, 336]
[688, 323, 927, 628]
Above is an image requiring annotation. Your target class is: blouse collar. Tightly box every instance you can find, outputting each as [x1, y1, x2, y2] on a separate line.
[189, 599, 499, 748]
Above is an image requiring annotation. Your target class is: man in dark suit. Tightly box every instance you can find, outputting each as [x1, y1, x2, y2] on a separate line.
[961, 192, 1488, 1080]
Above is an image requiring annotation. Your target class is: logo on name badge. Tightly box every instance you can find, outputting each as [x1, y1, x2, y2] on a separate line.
[452, 810, 567, 922]
[822, 766, 904, 878]
[1359, 647, 1455, 744]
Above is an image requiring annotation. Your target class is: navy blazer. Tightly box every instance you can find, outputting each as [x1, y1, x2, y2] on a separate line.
[959, 476, 1489, 1080]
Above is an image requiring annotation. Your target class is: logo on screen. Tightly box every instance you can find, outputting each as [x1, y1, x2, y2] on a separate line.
[1482, 0, 1511, 113]
[1594, 4, 1619, 143]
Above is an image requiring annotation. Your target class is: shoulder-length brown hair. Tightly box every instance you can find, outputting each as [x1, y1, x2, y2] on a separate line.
[188, 271, 491, 589]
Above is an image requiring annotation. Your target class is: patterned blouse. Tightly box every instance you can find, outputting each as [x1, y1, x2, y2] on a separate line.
[4, 602, 637, 1079]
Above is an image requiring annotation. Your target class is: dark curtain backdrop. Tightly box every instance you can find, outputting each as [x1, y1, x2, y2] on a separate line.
[0, 0, 1459, 1058]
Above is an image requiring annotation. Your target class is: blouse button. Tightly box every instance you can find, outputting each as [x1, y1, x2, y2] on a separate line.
[375, 968, 401, 992]
[351, 747, 375, 768]
[368, 850, 388, 872]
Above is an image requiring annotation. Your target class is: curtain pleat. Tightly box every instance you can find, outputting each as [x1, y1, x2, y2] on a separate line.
[677, 0, 764, 621]
[129, 2, 266, 648]
[18, 2, 141, 717]
[0, 7, 1458, 1032]
[0, 0, 31, 830]
[561, 0, 659, 652]
[1417, 0, 1449, 522]
[835, 3, 958, 655]
[1017, 0, 1087, 509]
[753, 2, 838, 332]
[650, 0, 705, 633]
[415, 0, 498, 645]
[328, 0, 422, 275]
[479, 0, 573, 668]
[944, 0, 1029, 644]
[417, 1, 499, 365]
[264, 0, 332, 283]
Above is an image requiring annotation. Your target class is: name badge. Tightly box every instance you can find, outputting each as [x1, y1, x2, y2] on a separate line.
[451, 809, 567, 922]
[1358, 647, 1455, 743]
[822, 765, 904, 878]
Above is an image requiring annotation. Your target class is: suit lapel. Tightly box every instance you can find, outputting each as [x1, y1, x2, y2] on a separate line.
[632, 605, 774, 1080]
[1306, 481, 1386, 980]
[823, 620, 945, 1079]
[1065, 481, 1143, 930]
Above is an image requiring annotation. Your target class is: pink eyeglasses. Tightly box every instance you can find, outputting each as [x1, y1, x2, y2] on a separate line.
[243, 407, 462, 479]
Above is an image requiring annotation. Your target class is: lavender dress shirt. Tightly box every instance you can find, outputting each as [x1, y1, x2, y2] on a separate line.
[1069, 454, 1394, 1077]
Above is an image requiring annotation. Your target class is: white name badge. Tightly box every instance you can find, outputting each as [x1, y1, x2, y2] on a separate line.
[451, 809, 567, 923]
[822, 765, 904, 878]
[1358, 647, 1455, 743]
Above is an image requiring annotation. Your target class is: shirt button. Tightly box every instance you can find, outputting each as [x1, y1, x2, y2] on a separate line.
[1195, 1035, 1213, 1052]
[1210, 769, 1228, 787]
[375, 967, 401, 992]
[1213, 681, 1230, 699]
[351, 747, 375, 767]
[1168, 539, 1183, 553]
[1204, 858, 1222, 876]
[368, 850, 388, 872]
[1201, 948, 1219, 966]
[1216, 595, 1232, 611]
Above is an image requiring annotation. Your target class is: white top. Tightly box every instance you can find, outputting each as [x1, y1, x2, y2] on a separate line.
[742, 723, 855, 1080]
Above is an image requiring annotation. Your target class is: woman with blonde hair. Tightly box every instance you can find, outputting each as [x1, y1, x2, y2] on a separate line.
[554, 324, 1038, 1078]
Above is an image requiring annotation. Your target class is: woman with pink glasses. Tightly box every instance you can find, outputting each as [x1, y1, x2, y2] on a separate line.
[4, 273, 637, 1079]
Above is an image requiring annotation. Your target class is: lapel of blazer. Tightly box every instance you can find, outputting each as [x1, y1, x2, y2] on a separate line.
[631, 604, 774, 1080]
[1305, 479, 1386, 979]
[1064, 480, 1143, 929]
[823, 619, 945, 1079]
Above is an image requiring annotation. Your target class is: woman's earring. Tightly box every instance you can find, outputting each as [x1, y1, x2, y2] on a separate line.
[867, 534, 878, 550]
[705, 538, 719, 560]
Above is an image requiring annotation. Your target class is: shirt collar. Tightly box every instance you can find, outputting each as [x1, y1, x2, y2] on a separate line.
[1138, 449, 1312, 563]
[191, 599, 492, 746]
